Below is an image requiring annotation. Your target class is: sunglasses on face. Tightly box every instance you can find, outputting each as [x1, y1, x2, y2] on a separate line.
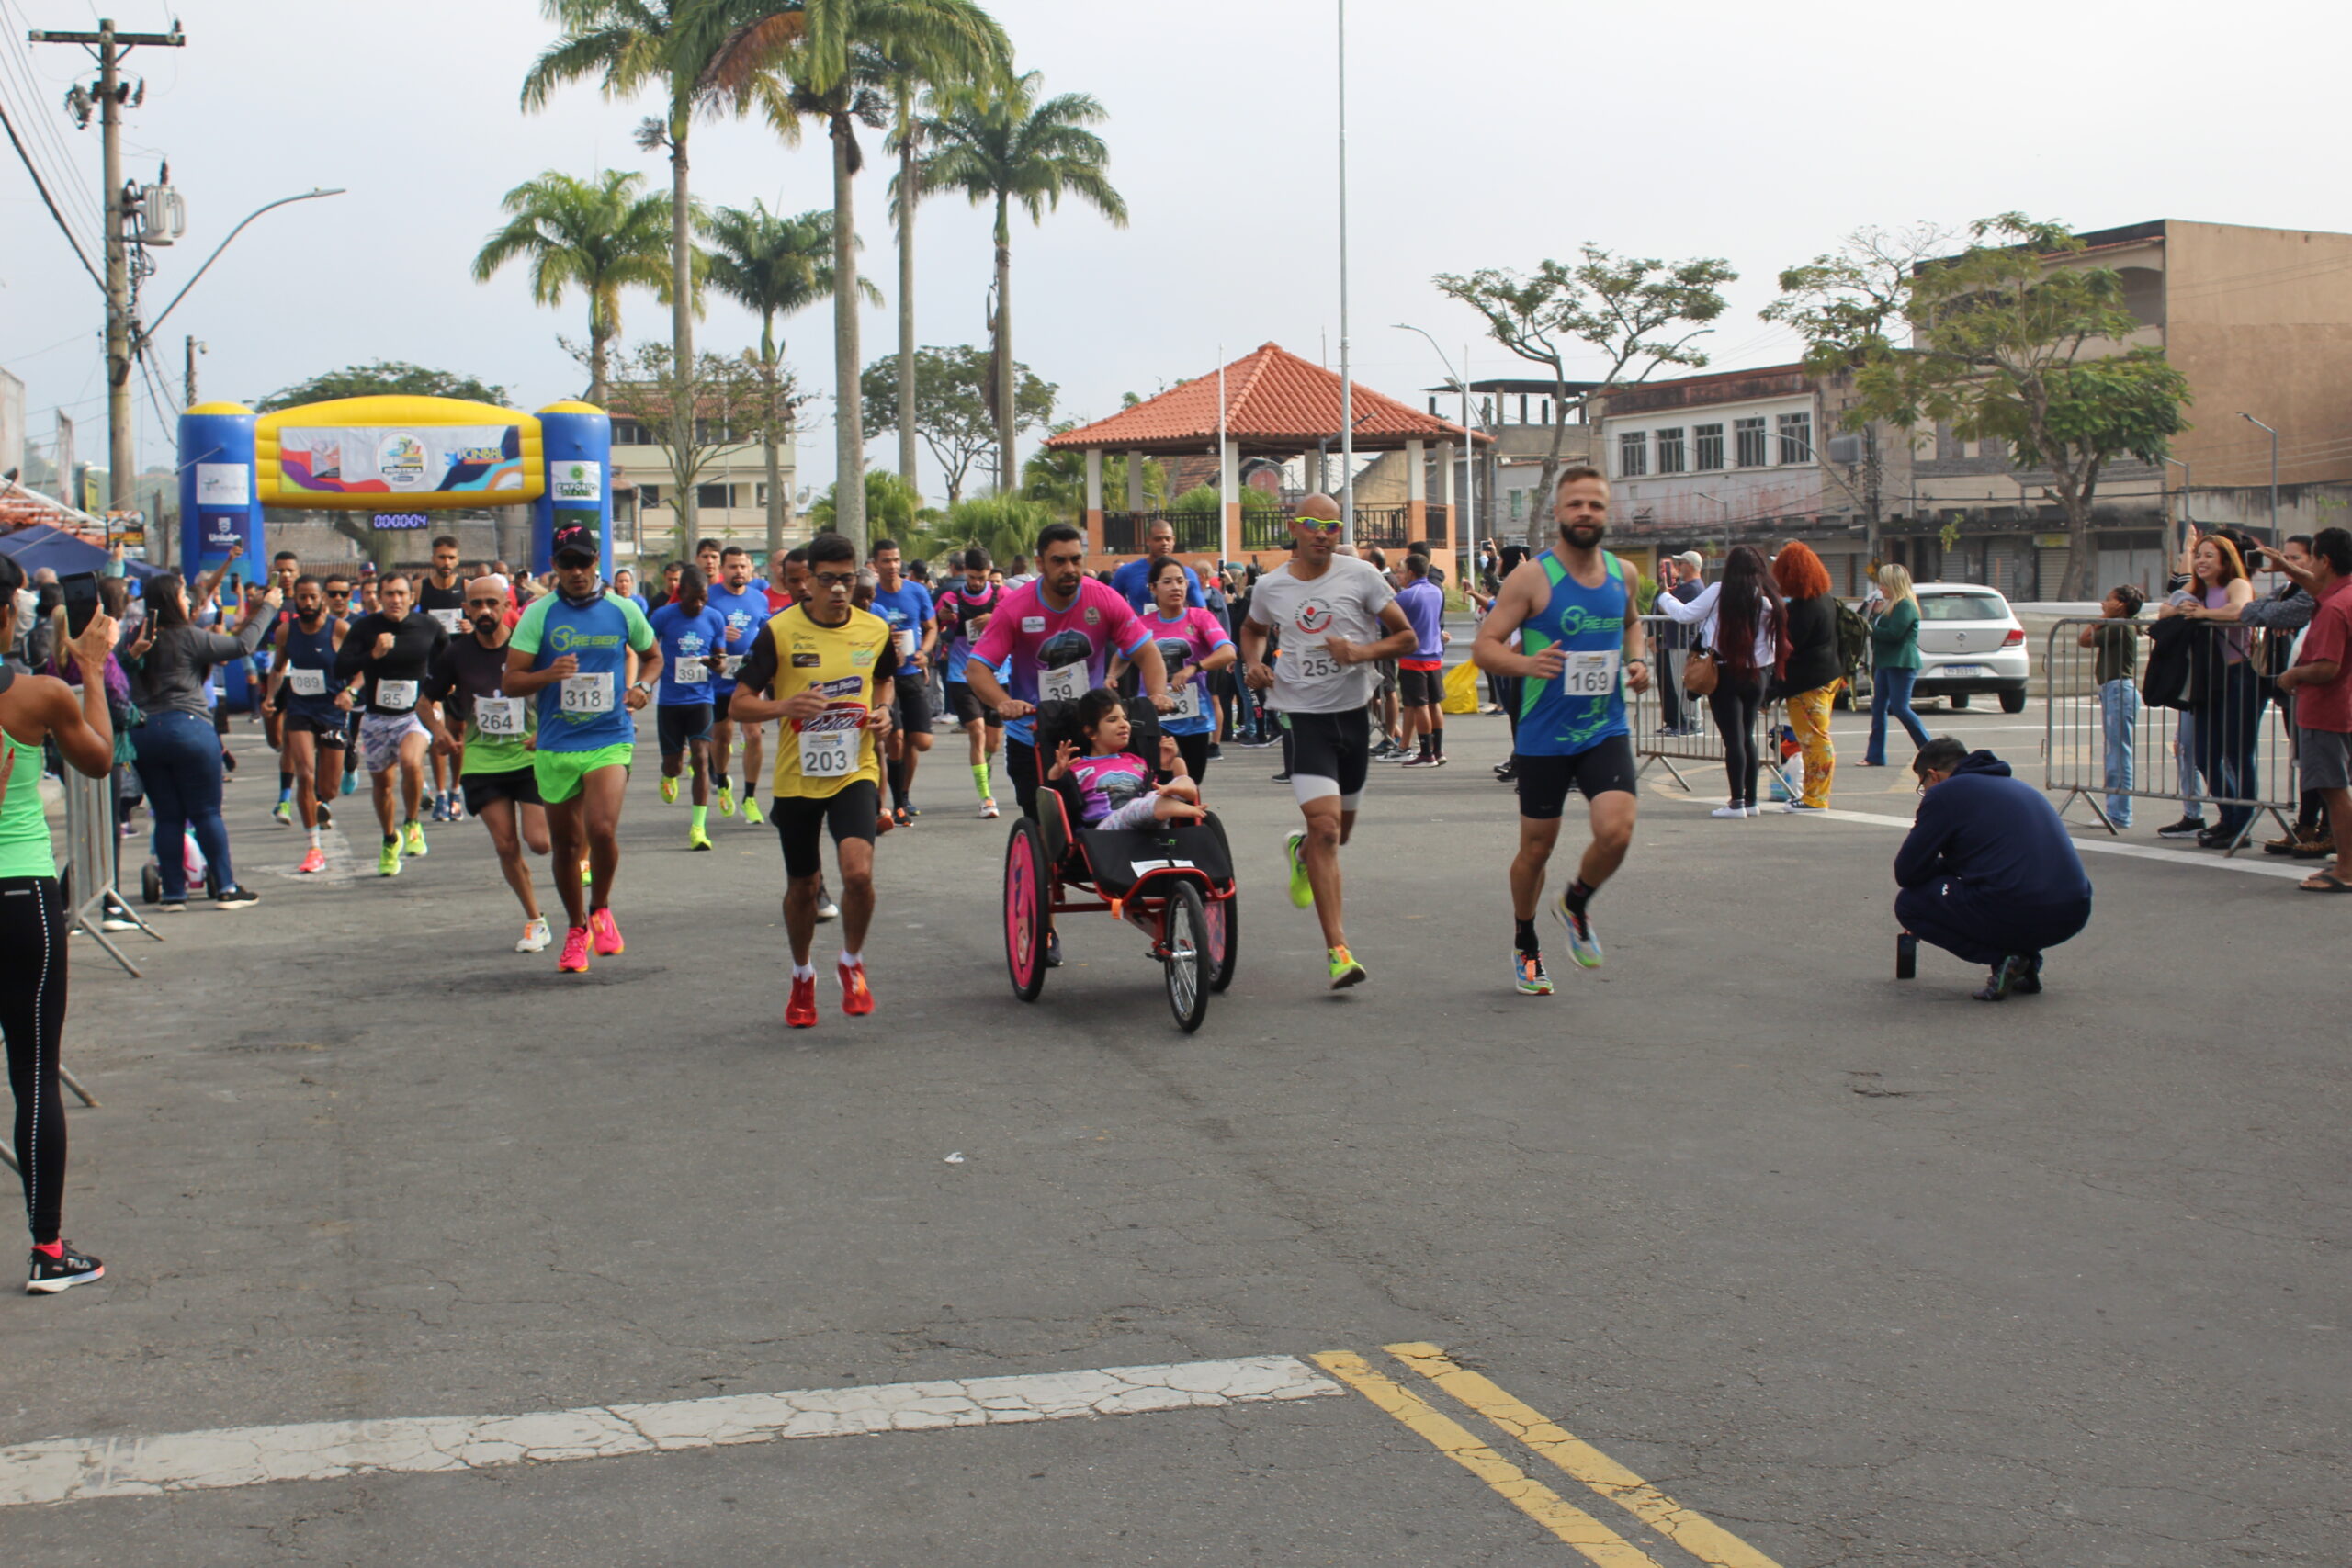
[1297, 519, 1342, 535]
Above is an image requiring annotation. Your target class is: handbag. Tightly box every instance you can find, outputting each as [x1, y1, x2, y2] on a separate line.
[1682, 644, 1720, 698]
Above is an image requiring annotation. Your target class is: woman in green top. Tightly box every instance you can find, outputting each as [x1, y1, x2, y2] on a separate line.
[1865, 563, 1932, 766]
[0, 553, 120, 1293]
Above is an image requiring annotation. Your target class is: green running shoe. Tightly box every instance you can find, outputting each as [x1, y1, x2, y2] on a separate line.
[402, 820, 427, 858]
[378, 840, 402, 877]
[1552, 892, 1603, 969]
[717, 784, 737, 818]
[741, 796, 766, 827]
[660, 776, 678, 805]
[1284, 829, 1312, 909]
[1327, 944, 1366, 989]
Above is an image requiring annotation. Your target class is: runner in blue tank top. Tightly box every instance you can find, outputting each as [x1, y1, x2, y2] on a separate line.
[1472, 466, 1652, 995]
[266, 575, 353, 874]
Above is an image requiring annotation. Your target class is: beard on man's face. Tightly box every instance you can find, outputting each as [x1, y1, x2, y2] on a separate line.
[1564, 522, 1607, 548]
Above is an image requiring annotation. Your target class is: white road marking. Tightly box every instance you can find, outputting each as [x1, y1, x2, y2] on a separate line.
[1812, 808, 2309, 880]
[0, 1355, 1342, 1507]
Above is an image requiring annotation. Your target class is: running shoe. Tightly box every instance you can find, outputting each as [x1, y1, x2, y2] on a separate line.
[718, 784, 738, 818]
[2154, 817, 2205, 840]
[156, 897, 187, 914]
[402, 820, 428, 857]
[339, 769, 357, 796]
[1513, 948, 1554, 995]
[660, 775, 678, 805]
[899, 802, 919, 819]
[428, 797, 447, 823]
[978, 797, 1001, 819]
[213, 886, 260, 909]
[1327, 944, 1367, 989]
[1784, 802, 1828, 815]
[516, 916, 552, 954]
[448, 797, 467, 823]
[1283, 829, 1313, 909]
[1973, 954, 2024, 1001]
[786, 973, 819, 1028]
[741, 797, 765, 827]
[2010, 953, 2044, 995]
[1045, 929, 1064, 968]
[1709, 805, 1747, 819]
[378, 841, 402, 878]
[272, 800, 295, 826]
[1399, 753, 1437, 768]
[1553, 894, 1604, 970]
[892, 807, 912, 828]
[581, 859, 594, 886]
[589, 907, 624, 956]
[298, 846, 327, 875]
[317, 803, 334, 829]
[27, 1242, 104, 1295]
[559, 925, 593, 973]
[840, 960, 875, 1016]
[688, 823, 714, 851]
[816, 887, 840, 922]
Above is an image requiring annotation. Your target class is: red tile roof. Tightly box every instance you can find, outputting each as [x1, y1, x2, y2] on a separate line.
[1045, 343, 1487, 454]
[0, 477, 107, 542]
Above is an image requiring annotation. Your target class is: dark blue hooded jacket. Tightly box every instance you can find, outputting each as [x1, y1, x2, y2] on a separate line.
[1894, 750, 2092, 907]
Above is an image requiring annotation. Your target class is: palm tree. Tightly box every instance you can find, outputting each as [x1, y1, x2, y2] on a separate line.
[707, 0, 1011, 553]
[701, 201, 878, 560]
[887, 75, 925, 501]
[522, 0, 753, 537]
[472, 170, 675, 406]
[917, 70, 1127, 494]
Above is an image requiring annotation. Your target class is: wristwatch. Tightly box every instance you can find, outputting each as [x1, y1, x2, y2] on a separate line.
[630, 681, 652, 694]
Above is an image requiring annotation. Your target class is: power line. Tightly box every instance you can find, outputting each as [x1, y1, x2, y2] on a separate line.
[0, 54, 103, 243]
[0, 3, 104, 234]
[0, 96, 100, 288]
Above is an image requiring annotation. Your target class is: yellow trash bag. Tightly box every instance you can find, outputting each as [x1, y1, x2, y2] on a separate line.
[1442, 659, 1482, 715]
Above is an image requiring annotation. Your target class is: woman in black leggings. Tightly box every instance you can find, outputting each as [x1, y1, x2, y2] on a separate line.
[1651, 545, 1787, 817]
[0, 556, 120, 1293]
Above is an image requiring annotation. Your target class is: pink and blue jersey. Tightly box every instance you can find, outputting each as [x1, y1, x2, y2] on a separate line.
[1066, 750, 1154, 827]
[967, 577, 1149, 746]
[1138, 606, 1232, 736]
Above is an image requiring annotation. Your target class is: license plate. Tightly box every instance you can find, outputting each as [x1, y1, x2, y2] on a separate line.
[1939, 664, 1987, 678]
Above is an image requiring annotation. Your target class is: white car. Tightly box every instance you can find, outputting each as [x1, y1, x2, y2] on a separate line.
[1908, 582, 2030, 713]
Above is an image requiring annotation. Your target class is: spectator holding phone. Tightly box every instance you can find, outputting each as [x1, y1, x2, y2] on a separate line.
[2271, 527, 2352, 892]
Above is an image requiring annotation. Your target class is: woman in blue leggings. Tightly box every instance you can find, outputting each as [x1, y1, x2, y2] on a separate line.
[1865, 564, 1931, 766]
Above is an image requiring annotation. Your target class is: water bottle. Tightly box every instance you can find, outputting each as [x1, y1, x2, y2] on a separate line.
[1895, 931, 1917, 980]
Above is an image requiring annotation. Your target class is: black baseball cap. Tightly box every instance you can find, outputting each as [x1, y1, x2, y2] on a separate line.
[551, 524, 601, 563]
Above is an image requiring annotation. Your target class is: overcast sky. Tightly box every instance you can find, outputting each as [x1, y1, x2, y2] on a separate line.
[1, 0, 2340, 500]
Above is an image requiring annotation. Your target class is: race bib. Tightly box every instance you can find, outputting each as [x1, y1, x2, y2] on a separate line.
[376, 679, 418, 712]
[673, 656, 707, 685]
[1287, 643, 1341, 683]
[1038, 663, 1085, 704]
[893, 628, 917, 660]
[1560, 649, 1620, 698]
[1170, 682, 1204, 722]
[560, 672, 614, 715]
[475, 696, 526, 737]
[288, 667, 326, 697]
[719, 655, 744, 679]
[797, 725, 855, 779]
[430, 608, 465, 635]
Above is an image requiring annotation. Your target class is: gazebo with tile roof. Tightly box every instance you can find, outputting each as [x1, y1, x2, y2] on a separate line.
[1043, 342, 1487, 564]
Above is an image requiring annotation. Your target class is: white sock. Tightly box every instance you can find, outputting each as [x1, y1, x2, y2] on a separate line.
[792, 963, 815, 981]
[308, 827, 321, 848]
[839, 949, 862, 968]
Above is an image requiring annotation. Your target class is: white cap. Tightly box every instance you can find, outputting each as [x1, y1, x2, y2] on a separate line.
[1678, 551, 1704, 572]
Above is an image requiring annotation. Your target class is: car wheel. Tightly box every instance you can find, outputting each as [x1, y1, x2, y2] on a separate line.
[1950, 693, 1971, 710]
[1999, 687, 2027, 715]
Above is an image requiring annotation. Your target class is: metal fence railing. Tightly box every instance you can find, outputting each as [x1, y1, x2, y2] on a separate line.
[1622, 614, 1801, 802]
[2042, 617, 2301, 852]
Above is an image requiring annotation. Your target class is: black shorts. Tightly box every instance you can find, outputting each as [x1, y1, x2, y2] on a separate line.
[893, 674, 933, 733]
[946, 682, 1001, 727]
[1514, 735, 1638, 820]
[1285, 709, 1371, 802]
[462, 766, 543, 816]
[712, 687, 736, 723]
[773, 779, 880, 879]
[1398, 665, 1444, 707]
[1374, 658, 1398, 699]
[283, 709, 347, 747]
[657, 702, 715, 756]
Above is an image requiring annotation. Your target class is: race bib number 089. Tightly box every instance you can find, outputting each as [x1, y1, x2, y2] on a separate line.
[288, 668, 326, 697]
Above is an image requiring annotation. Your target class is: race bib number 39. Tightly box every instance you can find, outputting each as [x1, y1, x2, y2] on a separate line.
[376, 679, 418, 712]
[1561, 649, 1620, 698]
[1037, 664, 1084, 704]
[288, 668, 326, 697]
[475, 696, 526, 737]
[798, 727, 855, 778]
[560, 672, 614, 715]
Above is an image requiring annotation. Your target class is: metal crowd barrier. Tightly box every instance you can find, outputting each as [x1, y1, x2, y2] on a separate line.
[57, 703, 162, 978]
[1626, 615, 1801, 802]
[2042, 617, 2301, 854]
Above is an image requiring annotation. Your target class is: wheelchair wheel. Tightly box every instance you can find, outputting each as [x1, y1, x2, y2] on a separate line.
[1162, 881, 1210, 1033]
[1004, 819, 1049, 1002]
[1204, 890, 1238, 993]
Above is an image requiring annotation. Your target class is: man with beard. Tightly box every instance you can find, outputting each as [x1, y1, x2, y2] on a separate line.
[423, 575, 554, 953]
[1472, 466, 1652, 995]
[264, 575, 348, 874]
[333, 573, 449, 877]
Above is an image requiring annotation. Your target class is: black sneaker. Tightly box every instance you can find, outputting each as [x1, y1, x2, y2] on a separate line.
[28, 1241, 104, 1294]
[1270, 772, 1292, 783]
[214, 885, 261, 908]
[1206, 744, 1224, 761]
[1973, 955, 2024, 1002]
[2010, 954, 2043, 996]
[2155, 817, 2205, 840]
[1045, 929, 1064, 968]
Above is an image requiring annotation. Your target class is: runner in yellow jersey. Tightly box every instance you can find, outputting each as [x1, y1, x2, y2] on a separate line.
[726, 533, 900, 1030]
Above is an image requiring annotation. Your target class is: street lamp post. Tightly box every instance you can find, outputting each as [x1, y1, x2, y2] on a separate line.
[1335, 0, 1353, 547]
[2162, 457, 2192, 567]
[141, 187, 346, 342]
[1394, 322, 1476, 580]
[2239, 412, 2278, 537]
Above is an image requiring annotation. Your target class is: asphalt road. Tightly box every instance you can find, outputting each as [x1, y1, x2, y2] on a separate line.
[3, 696, 2342, 1566]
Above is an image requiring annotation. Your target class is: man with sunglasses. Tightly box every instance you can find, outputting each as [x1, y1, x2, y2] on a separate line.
[334, 573, 449, 877]
[1240, 493, 1418, 990]
[423, 574, 555, 953]
[504, 526, 660, 974]
[726, 532, 898, 1028]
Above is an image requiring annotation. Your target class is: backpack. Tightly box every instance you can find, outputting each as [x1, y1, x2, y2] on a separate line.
[1833, 598, 1872, 678]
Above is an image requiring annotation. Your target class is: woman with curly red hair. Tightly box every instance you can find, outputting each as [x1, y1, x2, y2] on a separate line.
[1770, 542, 1842, 812]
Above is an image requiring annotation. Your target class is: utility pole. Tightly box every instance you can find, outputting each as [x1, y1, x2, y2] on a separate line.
[183, 334, 202, 406]
[29, 17, 185, 517]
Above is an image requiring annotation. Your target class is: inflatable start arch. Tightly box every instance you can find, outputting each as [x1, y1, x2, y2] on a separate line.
[177, 396, 614, 581]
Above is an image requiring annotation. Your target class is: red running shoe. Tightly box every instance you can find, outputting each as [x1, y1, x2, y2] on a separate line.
[297, 845, 327, 875]
[786, 973, 818, 1029]
[840, 960, 874, 1016]
[559, 925, 593, 974]
[589, 907, 624, 956]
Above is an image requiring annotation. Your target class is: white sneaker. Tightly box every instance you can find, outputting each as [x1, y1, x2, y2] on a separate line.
[516, 916, 552, 953]
[1710, 806, 1747, 819]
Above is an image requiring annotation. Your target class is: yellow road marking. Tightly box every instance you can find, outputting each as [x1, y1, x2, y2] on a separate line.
[1385, 1342, 1788, 1568]
[1311, 1351, 1664, 1567]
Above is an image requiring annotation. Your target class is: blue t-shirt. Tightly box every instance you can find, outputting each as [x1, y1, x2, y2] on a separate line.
[703, 583, 771, 694]
[1109, 557, 1204, 615]
[1514, 551, 1631, 757]
[509, 591, 656, 752]
[1396, 578, 1445, 661]
[868, 581, 936, 667]
[649, 602, 729, 706]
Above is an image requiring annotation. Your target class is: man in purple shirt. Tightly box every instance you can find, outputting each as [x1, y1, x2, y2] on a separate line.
[1394, 553, 1449, 767]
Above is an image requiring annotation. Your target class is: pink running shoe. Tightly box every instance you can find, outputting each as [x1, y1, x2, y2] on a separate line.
[298, 846, 327, 875]
[589, 907, 624, 956]
[559, 926, 593, 973]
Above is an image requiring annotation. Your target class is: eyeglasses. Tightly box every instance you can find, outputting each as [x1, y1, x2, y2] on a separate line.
[1296, 518, 1342, 535]
[812, 570, 859, 590]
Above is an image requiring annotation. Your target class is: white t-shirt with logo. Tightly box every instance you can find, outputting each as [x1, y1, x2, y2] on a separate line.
[1245, 557, 1397, 714]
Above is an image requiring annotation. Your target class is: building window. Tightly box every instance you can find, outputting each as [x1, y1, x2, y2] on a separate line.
[638, 484, 659, 508]
[697, 483, 731, 511]
[1777, 412, 1813, 465]
[1735, 416, 1768, 468]
[1617, 430, 1648, 478]
[611, 418, 646, 446]
[1693, 423, 1724, 471]
[1654, 427, 1686, 474]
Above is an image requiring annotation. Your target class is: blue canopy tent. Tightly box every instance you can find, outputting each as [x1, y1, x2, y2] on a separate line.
[0, 524, 167, 581]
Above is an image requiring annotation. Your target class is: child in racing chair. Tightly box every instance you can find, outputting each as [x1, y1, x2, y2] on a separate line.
[1044, 686, 1205, 831]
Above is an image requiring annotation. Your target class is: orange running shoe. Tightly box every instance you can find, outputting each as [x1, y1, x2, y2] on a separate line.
[589, 907, 624, 956]
[840, 960, 874, 1016]
[786, 973, 818, 1028]
[559, 925, 593, 973]
[298, 845, 327, 875]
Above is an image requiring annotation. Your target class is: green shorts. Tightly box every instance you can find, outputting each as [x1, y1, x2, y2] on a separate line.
[533, 741, 634, 805]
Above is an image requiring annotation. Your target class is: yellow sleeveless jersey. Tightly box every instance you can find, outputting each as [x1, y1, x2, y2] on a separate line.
[763, 604, 894, 799]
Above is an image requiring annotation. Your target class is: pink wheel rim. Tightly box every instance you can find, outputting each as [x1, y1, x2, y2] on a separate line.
[1008, 840, 1037, 987]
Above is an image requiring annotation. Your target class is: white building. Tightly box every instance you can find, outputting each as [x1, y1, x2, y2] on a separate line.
[609, 413, 804, 560]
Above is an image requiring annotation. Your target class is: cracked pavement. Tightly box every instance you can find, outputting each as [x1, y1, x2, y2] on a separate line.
[3, 702, 2342, 1564]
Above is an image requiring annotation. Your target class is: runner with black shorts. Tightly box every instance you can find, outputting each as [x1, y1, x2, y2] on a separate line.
[1472, 465, 1651, 994]
[649, 563, 727, 850]
[706, 547, 772, 829]
[266, 575, 348, 874]
[937, 547, 1008, 817]
[1239, 494, 1417, 989]
[415, 536, 470, 821]
[422, 574, 554, 953]
[725, 533, 899, 1029]
[333, 574, 449, 877]
[867, 538, 937, 827]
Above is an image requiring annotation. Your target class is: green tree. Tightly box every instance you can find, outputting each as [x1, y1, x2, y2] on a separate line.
[708, 0, 1013, 552]
[523, 0, 755, 539]
[471, 169, 679, 405]
[703, 200, 875, 559]
[1435, 245, 1735, 544]
[601, 342, 774, 560]
[863, 344, 1053, 504]
[1770, 214, 2191, 598]
[915, 68, 1126, 495]
[919, 492, 1057, 566]
[806, 467, 922, 537]
[256, 362, 509, 412]
[1020, 437, 1161, 521]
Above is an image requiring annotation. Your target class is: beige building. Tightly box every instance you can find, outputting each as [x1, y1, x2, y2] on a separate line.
[608, 413, 804, 561]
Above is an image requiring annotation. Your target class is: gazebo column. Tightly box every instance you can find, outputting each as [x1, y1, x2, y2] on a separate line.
[1437, 439, 1458, 560]
[1406, 437, 1427, 543]
[1084, 448, 1104, 554]
[1126, 449, 1145, 514]
[1218, 437, 1240, 562]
